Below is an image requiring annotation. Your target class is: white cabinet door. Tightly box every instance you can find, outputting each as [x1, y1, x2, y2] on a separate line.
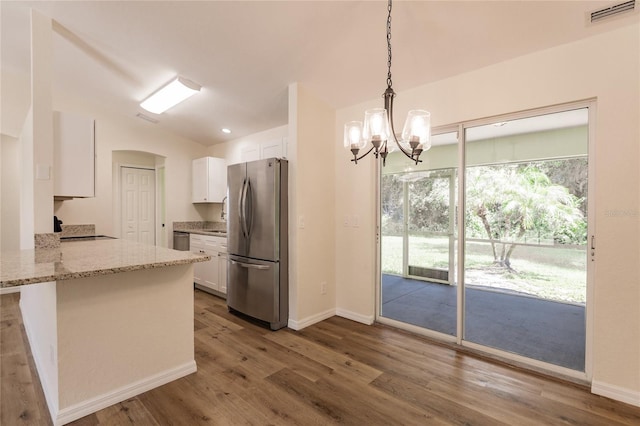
[219, 253, 228, 294]
[207, 249, 220, 291]
[261, 138, 284, 159]
[241, 146, 260, 163]
[191, 158, 208, 203]
[53, 111, 95, 198]
[192, 157, 227, 203]
[190, 235, 206, 285]
[191, 234, 227, 294]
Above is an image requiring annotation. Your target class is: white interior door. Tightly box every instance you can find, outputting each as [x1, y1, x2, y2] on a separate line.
[121, 166, 155, 245]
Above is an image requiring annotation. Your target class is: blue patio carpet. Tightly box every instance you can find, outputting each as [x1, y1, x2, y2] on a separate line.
[381, 274, 585, 371]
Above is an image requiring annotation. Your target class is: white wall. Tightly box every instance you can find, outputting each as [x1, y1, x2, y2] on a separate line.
[0, 70, 31, 139]
[208, 125, 288, 165]
[20, 281, 59, 417]
[336, 24, 640, 402]
[19, 108, 35, 249]
[286, 83, 336, 328]
[52, 96, 209, 242]
[56, 265, 194, 410]
[1, 135, 21, 250]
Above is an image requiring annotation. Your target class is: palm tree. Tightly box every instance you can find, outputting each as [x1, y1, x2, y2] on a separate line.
[466, 164, 585, 270]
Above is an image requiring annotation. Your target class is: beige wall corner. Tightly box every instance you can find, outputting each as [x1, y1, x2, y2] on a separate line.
[287, 82, 337, 328]
[335, 23, 640, 400]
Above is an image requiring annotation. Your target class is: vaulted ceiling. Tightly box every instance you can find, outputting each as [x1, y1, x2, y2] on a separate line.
[1, 1, 637, 145]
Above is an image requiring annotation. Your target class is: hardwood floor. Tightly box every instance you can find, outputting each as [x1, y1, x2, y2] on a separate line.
[2, 289, 639, 425]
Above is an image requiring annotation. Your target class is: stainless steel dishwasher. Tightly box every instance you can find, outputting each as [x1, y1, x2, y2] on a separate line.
[173, 231, 190, 251]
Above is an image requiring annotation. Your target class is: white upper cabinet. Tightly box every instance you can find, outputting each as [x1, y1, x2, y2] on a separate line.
[192, 157, 227, 203]
[240, 137, 288, 163]
[261, 137, 287, 159]
[53, 111, 95, 198]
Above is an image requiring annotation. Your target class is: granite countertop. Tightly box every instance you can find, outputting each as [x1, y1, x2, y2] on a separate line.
[173, 221, 227, 237]
[184, 229, 227, 237]
[0, 239, 210, 288]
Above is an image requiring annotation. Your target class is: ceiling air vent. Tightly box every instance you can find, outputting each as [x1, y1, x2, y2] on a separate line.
[136, 113, 158, 124]
[590, 0, 636, 23]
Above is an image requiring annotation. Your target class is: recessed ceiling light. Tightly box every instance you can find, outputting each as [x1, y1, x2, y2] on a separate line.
[221, 128, 231, 134]
[140, 76, 201, 114]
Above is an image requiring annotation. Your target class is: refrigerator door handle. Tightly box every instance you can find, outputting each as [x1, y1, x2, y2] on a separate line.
[230, 259, 270, 270]
[239, 178, 249, 238]
[245, 179, 253, 237]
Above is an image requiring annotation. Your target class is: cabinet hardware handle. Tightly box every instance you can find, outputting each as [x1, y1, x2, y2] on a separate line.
[230, 259, 270, 270]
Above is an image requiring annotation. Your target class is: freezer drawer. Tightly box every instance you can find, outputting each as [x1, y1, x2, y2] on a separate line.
[227, 254, 287, 330]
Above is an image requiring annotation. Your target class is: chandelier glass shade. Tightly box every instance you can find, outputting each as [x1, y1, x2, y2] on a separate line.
[344, 0, 431, 166]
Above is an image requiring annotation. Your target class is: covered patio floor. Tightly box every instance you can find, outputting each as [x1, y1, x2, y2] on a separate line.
[381, 274, 586, 371]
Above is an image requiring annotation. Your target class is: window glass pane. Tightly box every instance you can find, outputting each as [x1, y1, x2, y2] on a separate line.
[463, 108, 588, 371]
[380, 131, 458, 336]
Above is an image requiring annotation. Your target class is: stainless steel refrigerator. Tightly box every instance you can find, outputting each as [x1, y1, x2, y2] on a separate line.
[226, 158, 288, 330]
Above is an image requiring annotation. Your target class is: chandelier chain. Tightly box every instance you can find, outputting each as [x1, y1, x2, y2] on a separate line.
[386, 0, 393, 89]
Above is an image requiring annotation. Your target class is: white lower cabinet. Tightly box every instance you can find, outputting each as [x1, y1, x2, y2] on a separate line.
[190, 234, 227, 296]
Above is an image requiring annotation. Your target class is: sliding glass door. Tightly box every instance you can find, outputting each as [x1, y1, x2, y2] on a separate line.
[463, 108, 589, 371]
[378, 105, 591, 373]
[380, 131, 459, 336]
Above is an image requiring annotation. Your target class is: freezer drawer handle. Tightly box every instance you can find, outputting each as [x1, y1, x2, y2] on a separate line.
[230, 259, 270, 270]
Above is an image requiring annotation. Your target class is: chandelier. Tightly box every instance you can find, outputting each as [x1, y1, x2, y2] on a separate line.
[344, 0, 431, 166]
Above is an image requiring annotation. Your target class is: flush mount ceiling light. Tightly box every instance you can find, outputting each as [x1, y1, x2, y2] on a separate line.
[345, 0, 431, 166]
[140, 76, 201, 114]
[221, 128, 232, 134]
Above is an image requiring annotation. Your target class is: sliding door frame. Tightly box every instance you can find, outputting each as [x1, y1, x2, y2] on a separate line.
[376, 99, 596, 382]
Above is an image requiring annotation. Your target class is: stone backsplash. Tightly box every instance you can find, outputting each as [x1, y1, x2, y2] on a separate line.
[60, 224, 96, 237]
[173, 221, 226, 232]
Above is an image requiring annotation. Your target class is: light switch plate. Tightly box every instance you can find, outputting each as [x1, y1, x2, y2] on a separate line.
[36, 164, 51, 180]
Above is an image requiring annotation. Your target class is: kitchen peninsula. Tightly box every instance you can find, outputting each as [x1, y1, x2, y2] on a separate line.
[0, 238, 209, 425]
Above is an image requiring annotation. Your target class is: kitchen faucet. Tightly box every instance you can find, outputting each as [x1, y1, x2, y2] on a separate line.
[220, 196, 227, 221]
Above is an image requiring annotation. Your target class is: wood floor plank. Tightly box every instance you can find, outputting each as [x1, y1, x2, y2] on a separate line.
[1, 291, 639, 426]
[540, 381, 640, 425]
[1, 353, 47, 425]
[264, 330, 383, 385]
[371, 372, 510, 426]
[267, 367, 447, 425]
[217, 363, 334, 425]
[194, 299, 244, 333]
[0, 292, 20, 321]
[94, 397, 160, 425]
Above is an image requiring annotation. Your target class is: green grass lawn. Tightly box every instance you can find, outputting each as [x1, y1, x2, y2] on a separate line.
[382, 235, 587, 304]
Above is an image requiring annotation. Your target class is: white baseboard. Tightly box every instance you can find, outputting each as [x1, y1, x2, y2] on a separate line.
[55, 361, 197, 425]
[1, 286, 21, 295]
[20, 297, 59, 423]
[592, 380, 640, 407]
[336, 308, 374, 325]
[288, 308, 336, 330]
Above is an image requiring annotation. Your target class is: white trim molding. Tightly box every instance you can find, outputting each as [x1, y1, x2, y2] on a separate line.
[55, 361, 197, 426]
[336, 308, 374, 325]
[591, 380, 640, 407]
[288, 308, 336, 330]
[0, 286, 21, 295]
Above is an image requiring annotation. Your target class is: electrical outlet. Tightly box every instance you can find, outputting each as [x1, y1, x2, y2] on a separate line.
[321, 281, 327, 295]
